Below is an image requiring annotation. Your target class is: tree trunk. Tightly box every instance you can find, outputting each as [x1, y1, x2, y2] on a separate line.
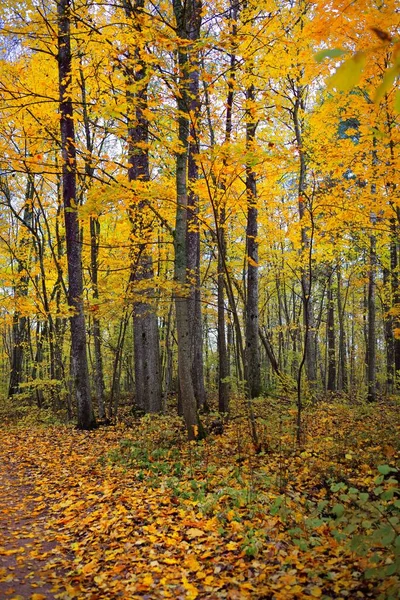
[292, 88, 317, 391]
[172, 0, 205, 439]
[90, 216, 106, 419]
[390, 223, 400, 388]
[244, 84, 261, 398]
[367, 233, 377, 402]
[8, 181, 33, 397]
[58, 0, 95, 430]
[383, 264, 395, 393]
[336, 265, 348, 392]
[327, 269, 336, 392]
[123, 0, 162, 414]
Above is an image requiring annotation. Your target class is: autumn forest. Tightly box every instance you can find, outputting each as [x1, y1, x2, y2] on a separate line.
[0, 0, 399, 598]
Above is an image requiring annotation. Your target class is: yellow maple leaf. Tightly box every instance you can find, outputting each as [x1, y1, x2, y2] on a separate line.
[142, 573, 153, 587]
[185, 554, 201, 571]
[182, 574, 199, 599]
[186, 527, 205, 539]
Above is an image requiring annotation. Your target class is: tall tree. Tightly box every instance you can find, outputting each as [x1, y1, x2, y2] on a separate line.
[57, 0, 96, 429]
[172, 0, 204, 438]
[122, 0, 162, 414]
[244, 82, 261, 398]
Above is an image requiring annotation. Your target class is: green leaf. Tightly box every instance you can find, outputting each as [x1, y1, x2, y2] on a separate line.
[315, 48, 346, 63]
[350, 534, 368, 555]
[332, 503, 345, 518]
[381, 489, 395, 500]
[317, 500, 328, 512]
[293, 538, 308, 551]
[328, 52, 367, 92]
[331, 482, 347, 492]
[378, 464, 395, 475]
[359, 492, 369, 504]
[383, 562, 398, 577]
[374, 525, 395, 547]
[374, 65, 400, 104]
[365, 567, 379, 579]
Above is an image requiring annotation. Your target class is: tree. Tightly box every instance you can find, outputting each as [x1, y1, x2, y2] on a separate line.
[58, 0, 96, 429]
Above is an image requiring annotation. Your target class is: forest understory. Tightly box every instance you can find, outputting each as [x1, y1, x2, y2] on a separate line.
[0, 396, 399, 600]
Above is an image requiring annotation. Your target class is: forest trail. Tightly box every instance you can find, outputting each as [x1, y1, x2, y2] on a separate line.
[0, 406, 398, 599]
[0, 460, 60, 599]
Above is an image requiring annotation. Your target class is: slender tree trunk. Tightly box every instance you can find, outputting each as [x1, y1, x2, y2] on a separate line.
[172, 0, 205, 439]
[90, 217, 106, 418]
[58, 0, 95, 429]
[216, 4, 237, 413]
[123, 0, 162, 414]
[293, 88, 317, 392]
[383, 265, 395, 393]
[78, 55, 106, 420]
[336, 265, 348, 392]
[186, 53, 206, 409]
[390, 223, 400, 387]
[8, 181, 33, 397]
[244, 84, 261, 398]
[187, 138, 207, 410]
[367, 233, 377, 402]
[327, 269, 336, 392]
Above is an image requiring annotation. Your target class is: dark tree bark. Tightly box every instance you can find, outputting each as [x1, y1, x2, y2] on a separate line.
[383, 264, 395, 393]
[292, 84, 317, 390]
[336, 265, 348, 392]
[122, 0, 162, 414]
[172, 0, 205, 439]
[326, 269, 336, 392]
[172, 0, 207, 412]
[90, 216, 106, 418]
[187, 93, 207, 411]
[367, 233, 377, 402]
[244, 84, 261, 399]
[57, 0, 96, 429]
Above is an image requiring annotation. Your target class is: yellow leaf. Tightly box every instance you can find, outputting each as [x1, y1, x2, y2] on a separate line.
[248, 256, 259, 267]
[81, 559, 98, 575]
[310, 587, 322, 597]
[226, 541, 238, 551]
[182, 574, 199, 599]
[185, 555, 201, 571]
[142, 573, 153, 587]
[31, 595, 47, 600]
[186, 527, 205, 539]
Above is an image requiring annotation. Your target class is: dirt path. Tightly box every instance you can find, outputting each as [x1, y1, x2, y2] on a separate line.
[0, 464, 60, 600]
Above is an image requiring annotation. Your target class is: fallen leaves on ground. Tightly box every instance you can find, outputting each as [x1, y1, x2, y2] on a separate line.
[0, 397, 399, 599]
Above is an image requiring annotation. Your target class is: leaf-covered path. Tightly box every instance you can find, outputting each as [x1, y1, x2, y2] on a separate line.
[0, 465, 59, 600]
[0, 401, 399, 599]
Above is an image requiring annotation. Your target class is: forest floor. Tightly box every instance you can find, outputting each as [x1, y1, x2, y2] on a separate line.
[0, 397, 399, 600]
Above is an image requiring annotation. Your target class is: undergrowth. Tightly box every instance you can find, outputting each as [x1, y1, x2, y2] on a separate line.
[104, 397, 400, 599]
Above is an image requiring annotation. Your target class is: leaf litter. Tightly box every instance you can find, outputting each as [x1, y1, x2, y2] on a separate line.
[0, 398, 399, 599]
